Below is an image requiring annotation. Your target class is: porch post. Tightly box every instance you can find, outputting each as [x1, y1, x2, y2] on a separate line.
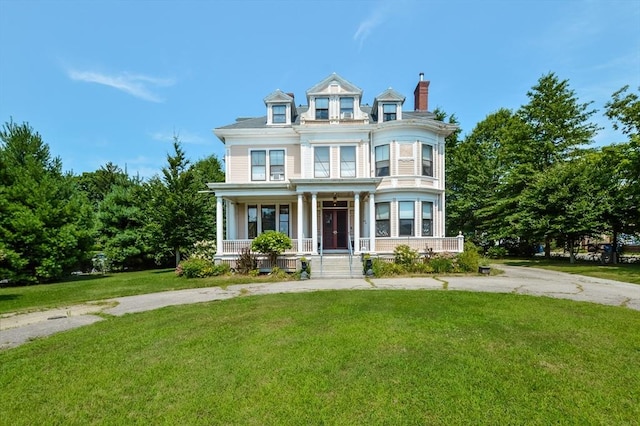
[228, 201, 236, 240]
[311, 192, 318, 255]
[368, 193, 376, 253]
[297, 193, 304, 254]
[216, 196, 223, 255]
[353, 192, 360, 254]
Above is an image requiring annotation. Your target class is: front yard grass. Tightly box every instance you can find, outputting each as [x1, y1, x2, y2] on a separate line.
[0, 269, 291, 315]
[495, 258, 640, 285]
[1, 290, 638, 424]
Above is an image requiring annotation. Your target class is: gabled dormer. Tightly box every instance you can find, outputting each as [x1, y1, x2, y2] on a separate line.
[264, 90, 296, 126]
[302, 73, 365, 122]
[371, 88, 405, 123]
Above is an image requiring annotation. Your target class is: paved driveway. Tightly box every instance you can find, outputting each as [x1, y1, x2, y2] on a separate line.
[2, 266, 639, 350]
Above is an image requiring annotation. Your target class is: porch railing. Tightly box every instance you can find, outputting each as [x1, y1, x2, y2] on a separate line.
[219, 236, 464, 256]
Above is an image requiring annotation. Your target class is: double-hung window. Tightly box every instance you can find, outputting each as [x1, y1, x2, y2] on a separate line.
[248, 205, 258, 238]
[270, 150, 284, 180]
[272, 105, 286, 123]
[375, 144, 390, 177]
[422, 144, 433, 177]
[315, 97, 329, 119]
[340, 97, 354, 118]
[375, 203, 390, 237]
[340, 146, 356, 178]
[399, 201, 414, 236]
[279, 205, 289, 236]
[383, 104, 397, 121]
[251, 151, 266, 181]
[314, 146, 330, 178]
[261, 205, 276, 232]
[422, 202, 433, 236]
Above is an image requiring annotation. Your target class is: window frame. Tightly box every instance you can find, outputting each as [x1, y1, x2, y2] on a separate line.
[375, 202, 390, 237]
[315, 97, 329, 120]
[272, 104, 286, 124]
[269, 149, 285, 181]
[383, 103, 397, 122]
[248, 205, 258, 239]
[422, 201, 433, 237]
[422, 144, 433, 177]
[398, 201, 415, 237]
[314, 146, 330, 178]
[261, 205, 276, 233]
[340, 146, 356, 178]
[340, 97, 354, 118]
[251, 150, 266, 181]
[375, 144, 390, 177]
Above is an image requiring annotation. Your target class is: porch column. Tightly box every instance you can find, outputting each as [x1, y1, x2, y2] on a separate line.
[216, 196, 223, 255]
[297, 193, 304, 254]
[353, 192, 360, 254]
[311, 192, 318, 255]
[368, 193, 376, 253]
[228, 201, 236, 240]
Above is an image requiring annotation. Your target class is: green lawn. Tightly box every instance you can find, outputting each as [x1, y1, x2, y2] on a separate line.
[1, 291, 638, 424]
[494, 258, 640, 284]
[0, 269, 291, 315]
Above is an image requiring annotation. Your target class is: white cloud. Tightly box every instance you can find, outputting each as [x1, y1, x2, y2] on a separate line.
[353, 2, 391, 50]
[68, 69, 174, 102]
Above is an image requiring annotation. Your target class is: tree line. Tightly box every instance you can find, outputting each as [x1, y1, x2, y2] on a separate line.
[444, 72, 639, 263]
[0, 125, 224, 285]
[1, 72, 638, 284]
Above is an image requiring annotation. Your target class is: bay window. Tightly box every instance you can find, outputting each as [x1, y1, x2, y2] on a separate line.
[422, 144, 433, 177]
[422, 202, 433, 236]
[375, 144, 390, 177]
[375, 202, 390, 237]
[398, 201, 414, 236]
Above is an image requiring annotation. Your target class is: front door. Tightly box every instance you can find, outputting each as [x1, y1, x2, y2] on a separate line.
[322, 209, 348, 250]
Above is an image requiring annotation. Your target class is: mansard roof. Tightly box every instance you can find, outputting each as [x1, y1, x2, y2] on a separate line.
[305, 73, 363, 97]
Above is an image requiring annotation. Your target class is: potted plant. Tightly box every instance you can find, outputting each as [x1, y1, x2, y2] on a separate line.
[478, 257, 491, 275]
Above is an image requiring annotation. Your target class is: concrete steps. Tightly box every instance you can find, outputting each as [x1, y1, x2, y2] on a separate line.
[311, 255, 363, 279]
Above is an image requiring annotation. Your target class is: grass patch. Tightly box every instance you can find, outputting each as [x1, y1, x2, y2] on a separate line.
[0, 269, 291, 315]
[494, 258, 640, 284]
[1, 291, 638, 424]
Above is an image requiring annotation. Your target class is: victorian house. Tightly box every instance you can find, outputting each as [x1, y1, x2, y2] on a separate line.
[207, 73, 463, 277]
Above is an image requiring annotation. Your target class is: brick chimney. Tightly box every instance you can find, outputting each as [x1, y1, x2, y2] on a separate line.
[413, 72, 430, 111]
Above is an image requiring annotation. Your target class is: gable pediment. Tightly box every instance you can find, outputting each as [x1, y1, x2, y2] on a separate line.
[374, 88, 405, 102]
[264, 89, 294, 104]
[306, 73, 363, 96]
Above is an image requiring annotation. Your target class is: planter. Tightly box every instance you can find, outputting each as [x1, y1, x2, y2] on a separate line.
[478, 266, 491, 275]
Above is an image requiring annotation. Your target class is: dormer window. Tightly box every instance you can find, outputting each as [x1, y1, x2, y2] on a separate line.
[272, 105, 286, 123]
[383, 104, 397, 121]
[316, 97, 329, 119]
[340, 97, 354, 119]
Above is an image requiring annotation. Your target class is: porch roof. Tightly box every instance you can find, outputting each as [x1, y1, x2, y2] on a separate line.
[203, 178, 382, 199]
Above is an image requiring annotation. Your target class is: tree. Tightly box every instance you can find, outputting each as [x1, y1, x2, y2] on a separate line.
[0, 120, 94, 284]
[519, 156, 606, 263]
[146, 138, 216, 267]
[76, 162, 130, 208]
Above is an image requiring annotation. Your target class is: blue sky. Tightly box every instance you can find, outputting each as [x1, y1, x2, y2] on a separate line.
[1, 0, 638, 179]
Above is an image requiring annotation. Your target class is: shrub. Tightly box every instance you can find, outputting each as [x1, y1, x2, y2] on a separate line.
[457, 241, 481, 272]
[269, 266, 289, 280]
[428, 252, 458, 273]
[178, 258, 230, 278]
[487, 246, 508, 259]
[372, 258, 406, 277]
[189, 240, 217, 262]
[236, 247, 258, 275]
[394, 244, 420, 268]
[251, 231, 292, 267]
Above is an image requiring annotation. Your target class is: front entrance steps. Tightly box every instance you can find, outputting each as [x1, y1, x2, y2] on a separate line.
[309, 254, 363, 279]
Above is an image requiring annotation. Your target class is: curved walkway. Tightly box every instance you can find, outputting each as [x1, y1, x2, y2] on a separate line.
[1, 266, 639, 350]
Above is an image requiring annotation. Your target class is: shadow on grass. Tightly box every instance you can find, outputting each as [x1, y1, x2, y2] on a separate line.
[0, 294, 19, 302]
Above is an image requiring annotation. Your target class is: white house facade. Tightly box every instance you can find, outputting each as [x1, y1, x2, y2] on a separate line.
[207, 73, 463, 267]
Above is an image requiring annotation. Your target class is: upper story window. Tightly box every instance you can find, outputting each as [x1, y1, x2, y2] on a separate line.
[340, 97, 354, 119]
[383, 104, 397, 121]
[422, 201, 433, 236]
[375, 144, 390, 177]
[270, 150, 285, 180]
[251, 149, 285, 181]
[399, 201, 415, 236]
[314, 146, 330, 178]
[272, 105, 286, 123]
[340, 146, 356, 178]
[375, 202, 390, 237]
[251, 151, 266, 181]
[422, 144, 433, 177]
[315, 97, 329, 119]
